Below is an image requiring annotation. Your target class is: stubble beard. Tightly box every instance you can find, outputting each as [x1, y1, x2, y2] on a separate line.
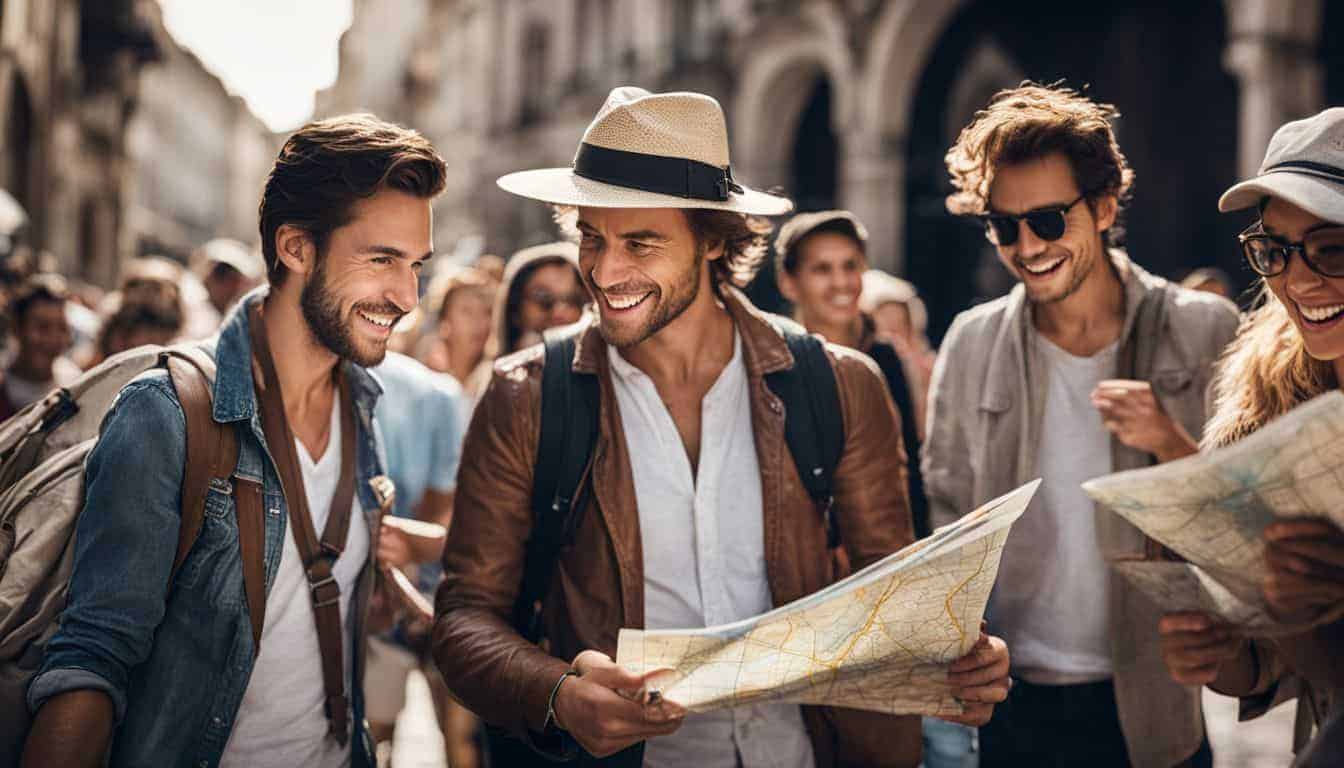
[1025, 243, 1095, 306]
[595, 248, 704, 350]
[300, 259, 390, 368]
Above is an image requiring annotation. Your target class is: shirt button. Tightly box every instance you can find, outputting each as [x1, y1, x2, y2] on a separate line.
[212, 716, 223, 726]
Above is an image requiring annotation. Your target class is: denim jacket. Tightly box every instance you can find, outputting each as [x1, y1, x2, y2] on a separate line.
[28, 290, 387, 768]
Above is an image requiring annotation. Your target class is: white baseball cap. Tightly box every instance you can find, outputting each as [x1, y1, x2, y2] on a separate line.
[1219, 107, 1344, 224]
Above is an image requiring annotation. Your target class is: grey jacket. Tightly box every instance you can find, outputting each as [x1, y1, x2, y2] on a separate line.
[922, 251, 1240, 767]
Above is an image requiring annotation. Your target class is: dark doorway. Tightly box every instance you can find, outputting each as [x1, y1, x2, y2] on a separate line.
[1326, 0, 1344, 106]
[746, 75, 839, 313]
[3, 75, 34, 212]
[904, 0, 1241, 342]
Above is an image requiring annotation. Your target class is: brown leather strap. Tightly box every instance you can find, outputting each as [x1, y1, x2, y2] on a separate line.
[163, 348, 268, 653]
[249, 304, 357, 745]
[235, 476, 267, 652]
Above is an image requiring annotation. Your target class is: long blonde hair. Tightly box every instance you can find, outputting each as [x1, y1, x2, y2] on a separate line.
[1203, 282, 1338, 448]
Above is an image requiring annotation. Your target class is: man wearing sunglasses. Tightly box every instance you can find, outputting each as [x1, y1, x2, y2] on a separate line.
[924, 83, 1240, 767]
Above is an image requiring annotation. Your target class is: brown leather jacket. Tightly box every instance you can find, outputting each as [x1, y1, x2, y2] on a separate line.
[433, 287, 920, 767]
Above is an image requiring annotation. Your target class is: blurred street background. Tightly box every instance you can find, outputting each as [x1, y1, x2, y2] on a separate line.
[2, 2, 1341, 765]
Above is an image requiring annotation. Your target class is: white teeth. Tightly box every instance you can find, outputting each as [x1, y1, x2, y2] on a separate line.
[358, 310, 397, 328]
[830, 295, 854, 307]
[1298, 303, 1344, 322]
[605, 292, 650, 310]
[1022, 257, 1066, 275]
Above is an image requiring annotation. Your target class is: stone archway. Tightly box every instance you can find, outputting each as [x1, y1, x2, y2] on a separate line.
[844, 0, 970, 275]
[730, 3, 854, 195]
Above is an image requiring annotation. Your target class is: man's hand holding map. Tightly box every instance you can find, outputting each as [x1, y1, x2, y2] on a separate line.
[1083, 390, 1344, 635]
[614, 480, 1039, 718]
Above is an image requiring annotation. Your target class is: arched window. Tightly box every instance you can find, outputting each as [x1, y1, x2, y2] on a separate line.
[3, 73, 34, 212]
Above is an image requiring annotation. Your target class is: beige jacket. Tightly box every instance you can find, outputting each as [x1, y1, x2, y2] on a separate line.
[922, 251, 1240, 767]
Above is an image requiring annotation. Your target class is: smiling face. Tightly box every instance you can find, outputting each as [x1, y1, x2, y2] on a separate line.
[988, 153, 1116, 305]
[779, 231, 865, 331]
[295, 187, 433, 367]
[16, 299, 70, 375]
[1261, 197, 1344, 362]
[576, 207, 714, 349]
[514, 261, 585, 339]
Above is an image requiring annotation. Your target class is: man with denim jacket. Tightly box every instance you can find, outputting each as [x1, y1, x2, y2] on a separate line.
[22, 114, 446, 768]
[924, 83, 1240, 767]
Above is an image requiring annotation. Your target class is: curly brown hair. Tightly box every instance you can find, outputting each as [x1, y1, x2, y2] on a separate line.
[552, 206, 771, 288]
[944, 82, 1135, 246]
[259, 113, 447, 285]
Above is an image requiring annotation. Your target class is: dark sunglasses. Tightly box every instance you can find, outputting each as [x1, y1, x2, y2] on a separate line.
[1239, 223, 1344, 278]
[980, 194, 1087, 246]
[524, 288, 588, 312]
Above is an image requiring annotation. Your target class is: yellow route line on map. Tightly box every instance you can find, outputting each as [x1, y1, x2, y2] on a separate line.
[943, 542, 991, 647]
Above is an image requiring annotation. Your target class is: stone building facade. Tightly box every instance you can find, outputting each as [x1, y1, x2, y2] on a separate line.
[322, 0, 1343, 335]
[0, 0, 157, 287]
[0, 0, 276, 289]
[125, 1, 279, 265]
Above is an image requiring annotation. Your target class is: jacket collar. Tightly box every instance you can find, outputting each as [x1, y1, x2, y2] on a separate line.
[979, 249, 1162, 412]
[211, 287, 383, 424]
[570, 284, 794, 378]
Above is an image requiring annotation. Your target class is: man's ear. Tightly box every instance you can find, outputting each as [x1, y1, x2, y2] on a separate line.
[1091, 194, 1119, 234]
[274, 225, 317, 278]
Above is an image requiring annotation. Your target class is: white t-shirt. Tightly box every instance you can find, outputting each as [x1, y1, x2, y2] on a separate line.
[221, 396, 369, 768]
[609, 332, 815, 768]
[989, 333, 1115, 684]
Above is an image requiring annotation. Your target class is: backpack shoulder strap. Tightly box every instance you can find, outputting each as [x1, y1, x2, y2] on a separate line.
[515, 328, 599, 639]
[161, 347, 263, 651]
[763, 319, 846, 548]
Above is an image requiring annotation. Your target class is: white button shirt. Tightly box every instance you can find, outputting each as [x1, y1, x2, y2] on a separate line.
[608, 330, 814, 768]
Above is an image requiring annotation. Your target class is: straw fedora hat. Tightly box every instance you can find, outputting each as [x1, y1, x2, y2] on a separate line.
[497, 86, 793, 216]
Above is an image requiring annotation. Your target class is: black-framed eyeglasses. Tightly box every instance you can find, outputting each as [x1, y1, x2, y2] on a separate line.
[524, 288, 588, 312]
[979, 193, 1087, 246]
[1239, 223, 1344, 278]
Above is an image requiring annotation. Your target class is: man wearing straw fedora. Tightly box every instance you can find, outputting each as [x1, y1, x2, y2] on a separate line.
[433, 87, 1011, 767]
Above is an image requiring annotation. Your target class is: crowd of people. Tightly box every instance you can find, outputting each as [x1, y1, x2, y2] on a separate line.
[3, 80, 1342, 768]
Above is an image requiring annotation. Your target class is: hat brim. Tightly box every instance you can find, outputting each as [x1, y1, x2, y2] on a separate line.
[497, 168, 793, 216]
[1219, 171, 1344, 224]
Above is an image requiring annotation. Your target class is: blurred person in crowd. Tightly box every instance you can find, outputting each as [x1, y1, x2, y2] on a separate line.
[195, 238, 265, 316]
[89, 264, 187, 365]
[1179, 266, 1235, 299]
[1158, 108, 1344, 767]
[22, 113, 447, 768]
[774, 210, 953, 761]
[420, 266, 495, 398]
[0, 274, 77, 419]
[927, 83, 1240, 768]
[435, 86, 1009, 768]
[367, 350, 465, 765]
[492, 241, 586, 357]
[774, 211, 931, 538]
[474, 253, 506, 286]
[860, 269, 937, 437]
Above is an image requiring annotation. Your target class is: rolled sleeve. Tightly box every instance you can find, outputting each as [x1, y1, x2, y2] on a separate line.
[29, 378, 186, 720]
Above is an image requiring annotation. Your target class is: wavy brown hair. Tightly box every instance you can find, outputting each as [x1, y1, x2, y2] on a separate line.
[553, 206, 772, 288]
[945, 82, 1135, 247]
[1203, 282, 1337, 448]
[259, 113, 446, 285]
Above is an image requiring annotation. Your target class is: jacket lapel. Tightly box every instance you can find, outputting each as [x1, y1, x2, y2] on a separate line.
[574, 319, 646, 629]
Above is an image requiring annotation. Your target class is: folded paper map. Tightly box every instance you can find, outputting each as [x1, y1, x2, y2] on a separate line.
[1083, 390, 1344, 634]
[614, 480, 1039, 717]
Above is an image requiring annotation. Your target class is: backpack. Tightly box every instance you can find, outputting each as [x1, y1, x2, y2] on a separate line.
[0, 344, 251, 763]
[511, 318, 845, 641]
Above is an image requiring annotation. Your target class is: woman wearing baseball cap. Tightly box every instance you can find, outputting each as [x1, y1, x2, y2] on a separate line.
[1158, 108, 1344, 766]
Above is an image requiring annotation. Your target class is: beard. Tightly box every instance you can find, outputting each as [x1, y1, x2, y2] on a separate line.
[300, 259, 396, 367]
[1022, 242, 1095, 305]
[591, 247, 703, 349]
